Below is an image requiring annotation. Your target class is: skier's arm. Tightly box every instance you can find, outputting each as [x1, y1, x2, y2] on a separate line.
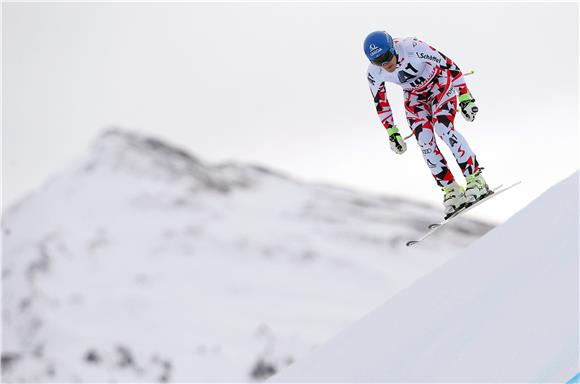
[367, 73, 406, 154]
[438, 51, 479, 122]
[371, 81, 396, 131]
[412, 38, 470, 97]
[434, 50, 479, 121]
[413, 38, 478, 121]
[437, 52, 470, 98]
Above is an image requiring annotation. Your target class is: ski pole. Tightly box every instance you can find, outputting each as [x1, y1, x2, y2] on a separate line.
[403, 70, 475, 141]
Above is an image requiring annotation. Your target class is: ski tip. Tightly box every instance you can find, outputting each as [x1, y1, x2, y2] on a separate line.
[428, 223, 440, 230]
[406, 240, 419, 247]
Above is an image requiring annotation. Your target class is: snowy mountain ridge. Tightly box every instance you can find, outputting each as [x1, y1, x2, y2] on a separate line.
[2, 128, 492, 382]
[84, 129, 288, 192]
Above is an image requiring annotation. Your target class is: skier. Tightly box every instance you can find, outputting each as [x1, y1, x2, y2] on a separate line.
[363, 31, 490, 218]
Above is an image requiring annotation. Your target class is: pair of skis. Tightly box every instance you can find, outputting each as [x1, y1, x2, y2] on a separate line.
[406, 181, 521, 247]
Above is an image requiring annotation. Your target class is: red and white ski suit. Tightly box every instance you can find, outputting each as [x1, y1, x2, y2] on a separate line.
[366, 37, 480, 187]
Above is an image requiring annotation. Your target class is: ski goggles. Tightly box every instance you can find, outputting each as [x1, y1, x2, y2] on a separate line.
[370, 48, 396, 66]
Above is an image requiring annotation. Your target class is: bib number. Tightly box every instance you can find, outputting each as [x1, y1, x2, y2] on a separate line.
[398, 63, 426, 87]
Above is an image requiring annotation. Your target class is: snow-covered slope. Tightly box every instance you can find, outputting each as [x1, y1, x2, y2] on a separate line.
[2, 129, 491, 382]
[271, 171, 579, 383]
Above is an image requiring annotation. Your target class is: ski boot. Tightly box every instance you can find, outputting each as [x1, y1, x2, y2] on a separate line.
[465, 169, 491, 204]
[442, 181, 467, 219]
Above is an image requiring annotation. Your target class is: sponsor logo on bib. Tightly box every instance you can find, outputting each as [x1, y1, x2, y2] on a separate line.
[416, 52, 441, 63]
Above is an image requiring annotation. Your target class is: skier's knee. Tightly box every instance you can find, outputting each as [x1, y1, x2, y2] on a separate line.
[417, 130, 436, 149]
[433, 121, 452, 136]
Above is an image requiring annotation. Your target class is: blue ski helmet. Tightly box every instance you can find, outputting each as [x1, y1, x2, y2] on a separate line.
[363, 31, 396, 65]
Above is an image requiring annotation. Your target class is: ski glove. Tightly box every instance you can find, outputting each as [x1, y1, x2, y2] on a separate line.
[387, 126, 407, 155]
[459, 92, 478, 122]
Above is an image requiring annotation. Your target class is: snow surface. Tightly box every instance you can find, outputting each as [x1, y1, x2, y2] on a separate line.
[271, 171, 580, 383]
[1, 129, 492, 382]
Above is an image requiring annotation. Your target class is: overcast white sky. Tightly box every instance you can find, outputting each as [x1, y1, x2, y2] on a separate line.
[2, 2, 578, 222]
